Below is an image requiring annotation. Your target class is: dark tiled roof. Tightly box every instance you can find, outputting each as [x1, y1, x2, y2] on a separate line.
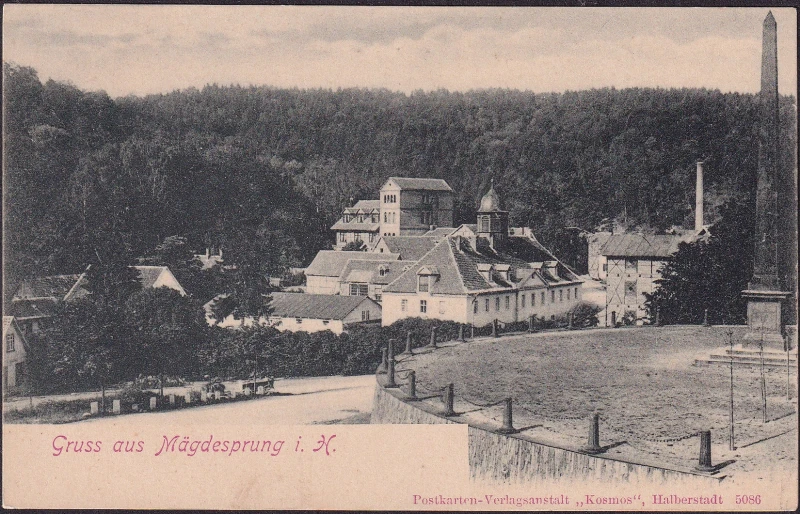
[305, 251, 399, 277]
[12, 274, 82, 300]
[600, 234, 692, 258]
[383, 235, 581, 295]
[330, 221, 381, 231]
[385, 177, 453, 192]
[423, 227, 457, 238]
[339, 259, 408, 285]
[379, 236, 439, 260]
[352, 200, 379, 210]
[7, 299, 58, 319]
[268, 293, 379, 320]
[68, 266, 175, 298]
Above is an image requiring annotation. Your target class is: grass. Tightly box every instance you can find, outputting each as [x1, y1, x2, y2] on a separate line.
[406, 325, 797, 470]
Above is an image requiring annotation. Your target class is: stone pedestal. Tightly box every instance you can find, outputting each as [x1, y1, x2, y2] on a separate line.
[742, 289, 791, 348]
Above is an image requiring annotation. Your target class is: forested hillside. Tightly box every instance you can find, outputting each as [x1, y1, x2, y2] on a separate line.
[3, 62, 796, 303]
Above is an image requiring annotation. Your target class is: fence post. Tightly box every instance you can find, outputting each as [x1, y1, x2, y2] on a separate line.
[582, 412, 603, 454]
[497, 398, 516, 434]
[90, 401, 99, 415]
[703, 309, 710, 327]
[112, 399, 121, 415]
[407, 371, 417, 400]
[696, 430, 714, 471]
[528, 315, 535, 333]
[610, 311, 617, 327]
[388, 339, 395, 362]
[386, 358, 398, 388]
[402, 331, 413, 355]
[458, 325, 465, 342]
[428, 327, 438, 349]
[568, 311, 574, 330]
[185, 392, 193, 404]
[169, 394, 176, 407]
[443, 383, 455, 416]
[378, 348, 388, 374]
[492, 319, 498, 338]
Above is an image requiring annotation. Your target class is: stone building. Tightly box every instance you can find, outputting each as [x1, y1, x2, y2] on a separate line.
[330, 200, 381, 250]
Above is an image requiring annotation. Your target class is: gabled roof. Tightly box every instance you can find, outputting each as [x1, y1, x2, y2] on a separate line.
[423, 227, 457, 238]
[383, 236, 581, 295]
[2, 316, 14, 334]
[7, 299, 59, 320]
[377, 236, 439, 261]
[339, 259, 406, 286]
[268, 293, 380, 320]
[2, 316, 29, 349]
[600, 233, 692, 258]
[305, 251, 400, 278]
[352, 199, 380, 211]
[67, 266, 186, 299]
[382, 177, 453, 192]
[12, 274, 82, 301]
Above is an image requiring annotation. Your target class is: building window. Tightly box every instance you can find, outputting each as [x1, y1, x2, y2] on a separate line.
[379, 266, 387, 277]
[362, 310, 370, 321]
[626, 259, 638, 271]
[485, 299, 490, 312]
[474, 301, 479, 314]
[531, 293, 536, 307]
[322, 320, 330, 325]
[439, 301, 446, 314]
[602, 263, 608, 272]
[559, 290, 563, 302]
[401, 299, 408, 312]
[420, 300, 427, 313]
[625, 280, 637, 303]
[567, 289, 571, 300]
[421, 212, 432, 225]
[338, 233, 346, 242]
[495, 297, 500, 311]
[521, 294, 526, 308]
[6, 333, 14, 352]
[350, 283, 368, 296]
[575, 287, 579, 299]
[541, 292, 545, 305]
[383, 213, 387, 223]
[505, 296, 510, 309]
[296, 318, 303, 324]
[418, 275, 430, 292]
[551, 290, 555, 303]
[374, 286, 382, 302]
[479, 215, 490, 232]
[369, 233, 375, 243]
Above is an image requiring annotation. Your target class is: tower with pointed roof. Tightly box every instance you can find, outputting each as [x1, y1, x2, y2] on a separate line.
[476, 179, 509, 251]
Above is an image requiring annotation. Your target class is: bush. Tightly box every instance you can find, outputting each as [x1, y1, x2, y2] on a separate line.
[570, 302, 601, 328]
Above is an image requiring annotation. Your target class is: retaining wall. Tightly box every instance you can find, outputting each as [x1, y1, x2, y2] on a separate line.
[372, 381, 724, 486]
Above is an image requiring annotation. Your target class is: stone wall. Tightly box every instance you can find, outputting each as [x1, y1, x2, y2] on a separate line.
[372, 381, 724, 486]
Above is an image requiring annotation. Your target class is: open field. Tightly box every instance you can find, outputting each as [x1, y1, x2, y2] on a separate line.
[403, 325, 797, 482]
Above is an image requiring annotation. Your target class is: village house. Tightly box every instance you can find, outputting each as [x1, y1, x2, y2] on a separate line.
[337, 258, 408, 302]
[379, 177, 454, 236]
[381, 182, 583, 327]
[206, 293, 381, 335]
[8, 265, 187, 335]
[3, 316, 29, 393]
[304, 251, 400, 295]
[371, 235, 440, 260]
[330, 200, 381, 250]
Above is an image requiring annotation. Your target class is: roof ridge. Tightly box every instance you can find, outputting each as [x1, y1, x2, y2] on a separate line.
[445, 238, 471, 294]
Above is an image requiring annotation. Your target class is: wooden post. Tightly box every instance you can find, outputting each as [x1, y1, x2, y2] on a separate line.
[169, 394, 176, 407]
[696, 430, 714, 472]
[429, 327, 437, 348]
[386, 359, 397, 388]
[458, 325, 465, 342]
[703, 308, 710, 326]
[403, 332, 413, 355]
[497, 398, 516, 434]
[443, 383, 455, 416]
[378, 348, 388, 374]
[407, 371, 417, 400]
[655, 307, 662, 327]
[388, 339, 395, 362]
[90, 402, 99, 415]
[728, 330, 736, 450]
[528, 315, 534, 333]
[583, 413, 602, 454]
[112, 400, 121, 415]
[568, 311, 574, 330]
[492, 319, 498, 338]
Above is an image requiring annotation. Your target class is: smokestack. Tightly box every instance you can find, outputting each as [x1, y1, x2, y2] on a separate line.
[695, 161, 704, 232]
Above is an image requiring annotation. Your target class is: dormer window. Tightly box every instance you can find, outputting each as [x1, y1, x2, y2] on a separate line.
[416, 266, 439, 292]
[418, 275, 430, 292]
[379, 265, 389, 277]
[479, 215, 490, 232]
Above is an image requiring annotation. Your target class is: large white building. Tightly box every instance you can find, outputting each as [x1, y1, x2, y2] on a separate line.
[381, 182, 583, 327]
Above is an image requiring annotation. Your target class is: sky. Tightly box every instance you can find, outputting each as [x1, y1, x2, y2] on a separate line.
[2, 5, 797, 98]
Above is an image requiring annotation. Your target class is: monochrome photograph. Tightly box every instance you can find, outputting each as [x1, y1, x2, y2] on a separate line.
[2, 4, 797, 510]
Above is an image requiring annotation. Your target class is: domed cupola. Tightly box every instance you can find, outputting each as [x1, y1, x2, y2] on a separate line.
[476, 178, 509, 251]
[478, 180, 502, 213]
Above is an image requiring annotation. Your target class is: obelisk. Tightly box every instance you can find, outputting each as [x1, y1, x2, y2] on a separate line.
[742, 11, 791, 346]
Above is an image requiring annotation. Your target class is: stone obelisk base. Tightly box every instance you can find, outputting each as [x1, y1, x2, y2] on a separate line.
[742, 289, 792, 349]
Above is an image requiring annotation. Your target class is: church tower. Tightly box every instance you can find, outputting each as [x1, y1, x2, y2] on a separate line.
[476, 179, 509, 251]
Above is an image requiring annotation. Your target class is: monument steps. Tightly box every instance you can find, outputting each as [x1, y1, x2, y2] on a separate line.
[695, 345, 797, 369]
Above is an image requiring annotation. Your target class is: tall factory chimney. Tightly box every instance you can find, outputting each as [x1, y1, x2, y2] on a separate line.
[695, 161, 704, 232]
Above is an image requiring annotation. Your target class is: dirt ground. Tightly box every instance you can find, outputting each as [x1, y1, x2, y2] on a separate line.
[403, 325, 798, 484]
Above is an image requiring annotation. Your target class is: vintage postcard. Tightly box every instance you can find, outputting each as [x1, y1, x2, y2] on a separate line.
[2, 4, 798, 510]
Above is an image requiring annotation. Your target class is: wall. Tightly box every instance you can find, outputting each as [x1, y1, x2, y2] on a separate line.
[342, 300, 383, 325]
[306, 275, 340, 295]
[372, 381, 724, 486]
[606, 258, 666, 324]
[152, 269, 187, 295]
[3, 322, 27, 391]
[381, 293, 469, 326]
[269, 316, 345, 334]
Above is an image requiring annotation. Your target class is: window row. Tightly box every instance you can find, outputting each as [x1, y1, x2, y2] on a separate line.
[383, 212, 397, 224]
[383, 194, 397, 203]
[472, 287, 581, 313]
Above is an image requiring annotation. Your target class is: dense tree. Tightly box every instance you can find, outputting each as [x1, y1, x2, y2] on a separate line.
[644, 201, 755, 325]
